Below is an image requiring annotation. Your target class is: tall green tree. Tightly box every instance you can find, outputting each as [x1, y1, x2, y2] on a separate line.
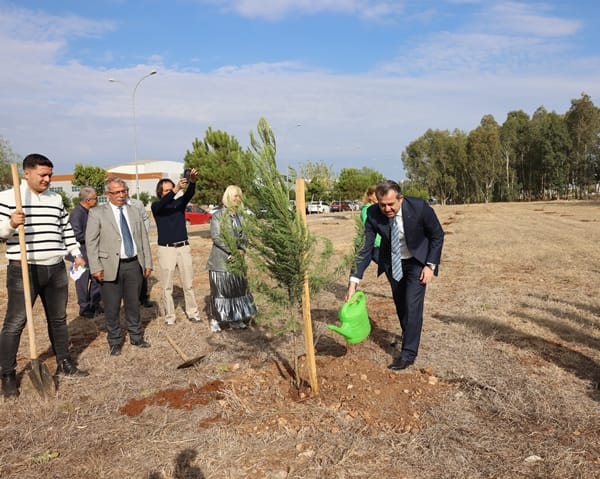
[333, 167, 384, 201]
[467, 115, 503, 203]
[183, 127, 254, 206]
[529, 108, 571, 199]
[72, 164, 108, 194]
[500, 110, 530, 201]
[402, 129, 466, 205]
[565, 92, 600, 197]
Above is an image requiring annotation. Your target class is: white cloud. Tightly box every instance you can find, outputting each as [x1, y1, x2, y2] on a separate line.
[380, 31, 571, 75]
[0, 4, 115, 69]
[0, 4, 115, 41]
[202, 0, 405, 21]
[379, 2, 587, 76]
[486, 2, 582, 37]
[1, 1, 599, 183]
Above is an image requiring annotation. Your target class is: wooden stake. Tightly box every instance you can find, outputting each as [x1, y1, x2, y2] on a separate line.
[295, 179, 320, 394]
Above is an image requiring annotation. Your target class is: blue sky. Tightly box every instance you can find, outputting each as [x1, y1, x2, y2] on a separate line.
[1, 0, 599, 181]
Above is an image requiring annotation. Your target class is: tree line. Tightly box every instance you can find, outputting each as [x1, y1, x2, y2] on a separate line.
[402, 93, 600, 204]
[2, 92, 597, 206]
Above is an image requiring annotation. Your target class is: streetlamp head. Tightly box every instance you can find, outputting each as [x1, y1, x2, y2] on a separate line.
[149, 70, 157, 76]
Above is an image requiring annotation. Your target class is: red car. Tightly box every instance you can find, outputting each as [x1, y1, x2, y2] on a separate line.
[330, 201, 351, 212]
[184, 205, 212, 225]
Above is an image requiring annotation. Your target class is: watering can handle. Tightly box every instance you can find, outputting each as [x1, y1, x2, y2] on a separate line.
[348, 291, 365, 304]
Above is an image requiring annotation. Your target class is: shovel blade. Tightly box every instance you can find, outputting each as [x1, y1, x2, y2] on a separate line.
[177, 355, 207, 369]
[28, 359, 56, 398]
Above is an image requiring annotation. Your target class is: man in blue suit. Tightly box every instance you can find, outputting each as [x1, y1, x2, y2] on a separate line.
[347, 180, 444, 370]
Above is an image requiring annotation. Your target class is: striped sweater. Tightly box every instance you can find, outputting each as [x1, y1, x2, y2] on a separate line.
[0, 182, 82, 265]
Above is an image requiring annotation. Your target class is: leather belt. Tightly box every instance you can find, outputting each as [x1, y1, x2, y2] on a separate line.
[120, 256, 138, 263]
[159, 240, 189, 248]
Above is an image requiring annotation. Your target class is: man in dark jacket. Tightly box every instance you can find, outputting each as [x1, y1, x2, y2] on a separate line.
[151, 169, 200, 325]
[347, 180, 444, 370]
[68, 186, 102, 317]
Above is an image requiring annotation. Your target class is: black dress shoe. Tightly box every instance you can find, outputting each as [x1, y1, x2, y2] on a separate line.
[387, 358, 414, 371]
[141, 299, 154, 308]
[109, 344, 122, 356]
[1, 372, 19, 398]
[130, 338, 151, 348]
[56, 358, 89, 377]
[79, 309, 95, 318]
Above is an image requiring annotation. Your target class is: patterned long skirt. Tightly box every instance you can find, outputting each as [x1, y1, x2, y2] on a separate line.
[208, 270, 257, 325]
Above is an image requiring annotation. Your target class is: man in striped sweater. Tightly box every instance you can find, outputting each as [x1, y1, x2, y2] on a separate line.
[0, 154, 89, 399]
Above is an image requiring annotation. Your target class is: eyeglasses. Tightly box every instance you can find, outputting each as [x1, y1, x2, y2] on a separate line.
[107, 189, 127, 195]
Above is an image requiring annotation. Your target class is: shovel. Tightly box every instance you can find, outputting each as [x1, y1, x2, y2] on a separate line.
[164, 332, 207, 369]
[11, 164, 55, 398]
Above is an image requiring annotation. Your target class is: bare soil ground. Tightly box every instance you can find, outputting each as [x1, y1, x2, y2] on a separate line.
[0, 201, 599, 478]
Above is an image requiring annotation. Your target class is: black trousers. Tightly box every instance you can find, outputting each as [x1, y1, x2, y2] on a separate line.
[0, 262, 70, 374]
[101, 261, 143, 347]
[387, 257, 427, 362]
[139, 275, 149, 302]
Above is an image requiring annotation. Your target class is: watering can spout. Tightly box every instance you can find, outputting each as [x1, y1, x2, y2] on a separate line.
[327, 324, 345, 336]
[328, 291, 370, 345]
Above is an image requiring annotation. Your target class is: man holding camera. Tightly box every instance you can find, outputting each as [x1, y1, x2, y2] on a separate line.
[151, 168, 200, 325]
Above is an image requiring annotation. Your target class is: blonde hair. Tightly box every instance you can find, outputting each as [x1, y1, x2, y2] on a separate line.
[362, 185, 377, 204]
[222, 185, 243, 209]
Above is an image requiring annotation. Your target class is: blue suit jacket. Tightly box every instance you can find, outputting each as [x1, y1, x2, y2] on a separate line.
[352, 196, 444, 279]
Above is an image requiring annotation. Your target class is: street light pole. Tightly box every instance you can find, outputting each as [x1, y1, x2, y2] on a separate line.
[109, 69, 157, 197]
[281, 123, 302, 201]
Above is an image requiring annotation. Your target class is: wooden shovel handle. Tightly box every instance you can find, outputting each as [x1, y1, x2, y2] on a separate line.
[164, 332, 190, 362]
[10, 163, 39, 361]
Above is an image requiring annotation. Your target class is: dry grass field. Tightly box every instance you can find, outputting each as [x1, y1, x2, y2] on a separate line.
[0, 200, 599, 478]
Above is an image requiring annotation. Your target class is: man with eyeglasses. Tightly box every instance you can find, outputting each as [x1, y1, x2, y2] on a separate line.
[68, 186, 103, 318]
[86, 177, 153, 356]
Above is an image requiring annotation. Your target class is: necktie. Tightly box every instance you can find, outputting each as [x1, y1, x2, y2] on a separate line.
[119, 207, 134, 258]
[390, 216, 403, 281]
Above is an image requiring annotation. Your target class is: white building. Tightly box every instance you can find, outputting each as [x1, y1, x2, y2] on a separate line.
[51, 160, 185, 202]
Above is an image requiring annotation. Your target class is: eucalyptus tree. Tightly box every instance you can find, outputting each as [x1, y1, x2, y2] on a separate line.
[565, 93, 600, 197]
[183, 127, 254, 205]
[500, 110, 530, 201]
[467, 115, 503, 203]
[402, 128, 466, 205]
[529, 107, 571, 199]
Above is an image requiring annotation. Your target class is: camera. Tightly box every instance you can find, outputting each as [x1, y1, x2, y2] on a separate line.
[183, 168, 191, 181]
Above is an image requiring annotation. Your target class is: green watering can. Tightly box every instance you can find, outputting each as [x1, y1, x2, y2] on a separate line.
[328, 291, 371, 344]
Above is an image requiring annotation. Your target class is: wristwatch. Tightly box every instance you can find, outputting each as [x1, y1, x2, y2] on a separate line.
[427, 263, 436, 271]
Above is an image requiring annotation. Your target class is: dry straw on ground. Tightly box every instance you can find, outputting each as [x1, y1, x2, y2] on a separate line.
[0, 201, 598, 478]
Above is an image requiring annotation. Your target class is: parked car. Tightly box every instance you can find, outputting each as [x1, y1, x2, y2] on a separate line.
[184, 205, 212, 225]
[330, 201, 352, 212]
[306, 201, 330, 214]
